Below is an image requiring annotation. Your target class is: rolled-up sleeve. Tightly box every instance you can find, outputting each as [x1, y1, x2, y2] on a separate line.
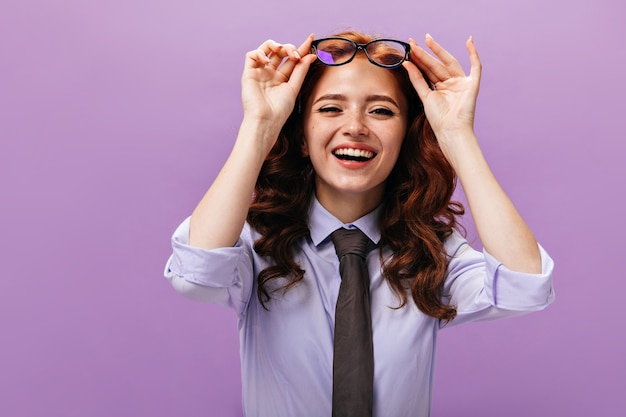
[163, 217, 254, 317]
[441, 231, 555, 328]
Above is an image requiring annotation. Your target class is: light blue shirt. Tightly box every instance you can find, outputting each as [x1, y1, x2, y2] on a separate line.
[164, 198, 555, 417]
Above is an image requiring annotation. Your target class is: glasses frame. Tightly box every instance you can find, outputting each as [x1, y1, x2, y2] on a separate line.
[310, 37, 411, 69]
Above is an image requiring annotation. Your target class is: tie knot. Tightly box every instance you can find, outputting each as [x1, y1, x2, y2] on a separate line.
[331, 228, 372, 259]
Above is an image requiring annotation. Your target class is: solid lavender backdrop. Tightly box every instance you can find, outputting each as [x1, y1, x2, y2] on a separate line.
[1, 0, 624, 416]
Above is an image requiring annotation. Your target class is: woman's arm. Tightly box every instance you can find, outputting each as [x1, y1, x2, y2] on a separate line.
[403, 35, 541, 274]
[188, 36, 316, 250]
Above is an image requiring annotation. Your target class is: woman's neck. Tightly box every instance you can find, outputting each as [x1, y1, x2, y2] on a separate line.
[314, 187, 384, 224]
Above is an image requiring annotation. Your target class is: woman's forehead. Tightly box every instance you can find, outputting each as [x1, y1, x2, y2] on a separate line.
[311, 57, 404, 98]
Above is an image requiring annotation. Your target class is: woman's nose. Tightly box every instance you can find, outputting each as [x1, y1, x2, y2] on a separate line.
[343, 112, 369, 137]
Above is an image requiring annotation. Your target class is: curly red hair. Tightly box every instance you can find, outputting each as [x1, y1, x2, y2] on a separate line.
[247, 31, 463, 322]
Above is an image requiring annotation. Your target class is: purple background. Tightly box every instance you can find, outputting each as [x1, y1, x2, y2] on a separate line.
[2, 0, 624, 416]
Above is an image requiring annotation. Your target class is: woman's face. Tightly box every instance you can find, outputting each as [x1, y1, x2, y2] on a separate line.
[303, 57, 408, 216]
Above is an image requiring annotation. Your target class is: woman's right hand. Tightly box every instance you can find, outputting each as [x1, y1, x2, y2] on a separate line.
[188, 35, 315, 250]
[240, 35, 316, 145]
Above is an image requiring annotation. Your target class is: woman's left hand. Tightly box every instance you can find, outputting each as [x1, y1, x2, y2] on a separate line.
[402, 35, 482, 140]
[405, 36, 542, 275]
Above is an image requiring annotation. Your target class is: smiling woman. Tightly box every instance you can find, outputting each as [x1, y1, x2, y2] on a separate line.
[302, 57, 408, 221]
[163, 29, 555, 417]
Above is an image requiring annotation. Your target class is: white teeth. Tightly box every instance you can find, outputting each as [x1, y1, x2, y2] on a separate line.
[334, 148, 374, 159]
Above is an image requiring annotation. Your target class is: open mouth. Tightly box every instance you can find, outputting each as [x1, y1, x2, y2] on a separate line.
[333, 148, 376, 162]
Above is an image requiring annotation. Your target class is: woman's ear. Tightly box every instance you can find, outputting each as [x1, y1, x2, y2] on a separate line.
[301, 140, 309, 157]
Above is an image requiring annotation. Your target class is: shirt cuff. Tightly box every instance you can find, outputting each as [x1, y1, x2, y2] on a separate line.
[164, 217, 248, 288]
[483, 244, 555, 311]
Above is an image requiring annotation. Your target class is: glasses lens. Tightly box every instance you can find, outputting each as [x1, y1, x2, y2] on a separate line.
[314, 39, 356, 65]
[365, 40, 407, 67]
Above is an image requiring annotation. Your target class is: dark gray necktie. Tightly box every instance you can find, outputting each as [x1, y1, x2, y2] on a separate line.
[331, 228, 374, 417]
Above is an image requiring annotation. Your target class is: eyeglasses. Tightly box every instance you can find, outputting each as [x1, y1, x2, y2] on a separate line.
[311, 37, 410, 69]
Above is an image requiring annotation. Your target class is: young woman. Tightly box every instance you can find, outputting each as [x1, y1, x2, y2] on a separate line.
[164, 30, 554, 417]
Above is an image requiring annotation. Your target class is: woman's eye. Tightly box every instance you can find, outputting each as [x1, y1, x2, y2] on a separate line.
[371, 108, 394, 116]
[318, 106, 342, 113]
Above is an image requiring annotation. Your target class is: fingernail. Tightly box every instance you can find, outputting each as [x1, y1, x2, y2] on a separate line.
[425, 33, 433, 40]
[293, 50, 301, 59]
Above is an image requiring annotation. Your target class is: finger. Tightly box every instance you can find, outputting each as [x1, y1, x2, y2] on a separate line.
[246, 48, 271, 68]
[285, 34, 317, 88]
[297, 33, 315, 59]
[402, 60, 432, 100]
[266, 40, 293, 69]
[275, 34, 314, 79]
[254, 39, 299, 70]
[466, 36, 482, 81]
[424, 34, 465, 75]
[408, 38, 448, 84]
[286, 53, 317, 92]
[254, 39, 278, 62]
[246, 39, 285, 68]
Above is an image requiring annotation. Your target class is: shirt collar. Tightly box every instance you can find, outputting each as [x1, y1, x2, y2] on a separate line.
[308, 195, 383, 246]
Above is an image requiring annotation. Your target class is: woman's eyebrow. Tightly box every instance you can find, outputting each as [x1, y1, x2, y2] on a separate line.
[312, 94, 399, 107]
[366, 95, 400, 107]
[312, 94, 346, 105]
